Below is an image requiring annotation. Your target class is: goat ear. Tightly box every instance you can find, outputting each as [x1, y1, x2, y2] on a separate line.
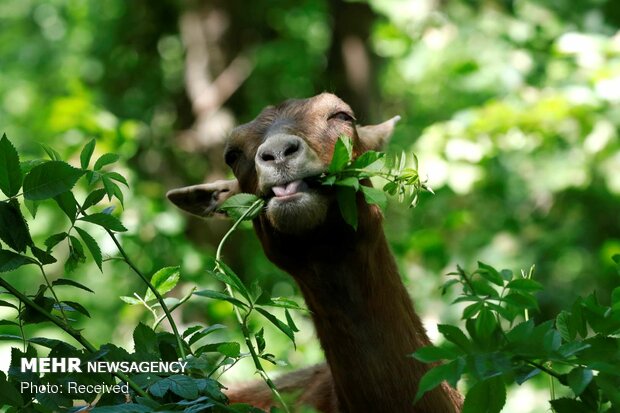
[166, 179, 240, 218]
[357, 115, 401, 151]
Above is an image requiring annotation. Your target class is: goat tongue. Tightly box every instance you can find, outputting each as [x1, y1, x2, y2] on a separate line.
[272, 180, 307, 197]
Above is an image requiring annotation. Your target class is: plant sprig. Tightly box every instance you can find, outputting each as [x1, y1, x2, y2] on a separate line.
[412, 260, 620, 413]
[316, 136, 432, 229]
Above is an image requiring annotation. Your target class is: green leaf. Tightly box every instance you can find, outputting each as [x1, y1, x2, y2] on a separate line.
[437, 324, 472, 352]
[0, 299, 17, 310]
[210, 262, 251, 303]
[414, 359, 465, 402]
[335, 177, 360, 190]
[187, 324, 226, 346]
[78, 213, 127, 232]
[194, 341, 239, 357]
[65, 235, 86, 273]
[105, 171, 129, 187]
[412, 346, 458, 363]
[148, 374, 199, 400]
[329, 137, 353, 173]
[543, 329, 561, 353]
[52, 278, 94, 293]
[285, 308, 299, 332]
[102, 174, 117, 201]
[611, 286, 620, 309]
[74, 226, 103, 271]
[549, 398, 591, 413]
[23, 161, 85, 201]
[182, 325, 202, 339]
[462, 301, 484, 319]
[556, 341, 590, 358]
[505, 319, 534, 344]
[44, 232, 68, 251]
[262, 297, 304, 310]
[194, 289, 248, 308]
[462, 376, 506, 413]
[556, 311, 575, 341]
[506, 278, 544, 292]
[474, 308, 498, 341]
[567, 367, 593, 396]
[0, 134, 23, 197]
[80, 139, 96, 169]
[0, 250, 36, 272]
[0, 201, 33, 252]
[470, 279, 499, 298]
[321, 175, 336, 186]
[383, 181, 398, 195]
[0, 320, 18, 327]
[90, 405, 151, 413]
[217, 342, 241, 357]
[255, 328, 266, 354]
[218, 193, 264, 221]
[133, 322, 158, 355]
[82, 188, 107, 210]
[336, 186, 358, 230]
[23, 199, 39, 219]
[477, 262, 504, 286]
[361, 185, 387, 209]
[120, 296, 140, 305]
[503, 292, 538, 310]
[39, 143, 61, 160]
[93, 153, 120, 171]
[256, 307, 296, 346]
[352, 150, 384, 170]
[60, 300, 90, 317]
[53, 190, 78, 222]
[500, 269, 513, 281]
[145, 266, 180, 301]
[30, 246, 57, 265]
[0, 370, 23, 407]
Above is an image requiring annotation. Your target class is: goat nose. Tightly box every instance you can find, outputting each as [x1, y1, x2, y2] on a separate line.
[257, 135, 302, 165]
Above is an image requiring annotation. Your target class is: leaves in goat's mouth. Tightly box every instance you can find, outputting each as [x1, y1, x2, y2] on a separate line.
[216, 136, 431, 228]
[218, 194, 264, 221]
[319, 135, 432, 230]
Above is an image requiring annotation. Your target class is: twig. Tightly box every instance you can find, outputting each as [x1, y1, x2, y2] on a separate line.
[214, 199, 291, 413]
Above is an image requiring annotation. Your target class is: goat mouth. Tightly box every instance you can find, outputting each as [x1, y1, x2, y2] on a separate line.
[270, 179, 309, 200]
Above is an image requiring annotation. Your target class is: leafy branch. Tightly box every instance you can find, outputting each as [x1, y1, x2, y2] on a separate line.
[314, 136, 432, 229]
[194, 194, 299, 413]
[412, 260, 620, 413]
[0, 134, 239, 411]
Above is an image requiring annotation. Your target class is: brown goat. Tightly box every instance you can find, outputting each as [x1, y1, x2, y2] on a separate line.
[167, 93, 463, 412]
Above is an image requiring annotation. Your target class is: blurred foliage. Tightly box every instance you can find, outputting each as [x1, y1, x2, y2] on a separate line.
[1, 0, 619, 411]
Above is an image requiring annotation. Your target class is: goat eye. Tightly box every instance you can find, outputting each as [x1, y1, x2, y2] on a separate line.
[224, 150, 241, 166]
[329, 111, 355, 122]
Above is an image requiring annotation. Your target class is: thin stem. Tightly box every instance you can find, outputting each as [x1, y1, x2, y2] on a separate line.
[525, 360, 564, 382]
[153, 287, 195, 330]
[549, 366, 556, 401]
[214, 199, 290, 413]
[74, 203, 187, 359]
[18, 301, 26, 352]
[0, 278, 150, 399]
[105, 229, 187, 360]
[38, 264, 69, 324]
[133, 292, 160, 322]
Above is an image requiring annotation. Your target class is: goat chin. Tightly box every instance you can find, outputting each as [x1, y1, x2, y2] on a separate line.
[265, 191, 329, 234]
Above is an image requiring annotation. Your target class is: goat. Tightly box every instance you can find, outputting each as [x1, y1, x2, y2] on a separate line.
[167, 93, 463, 412]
